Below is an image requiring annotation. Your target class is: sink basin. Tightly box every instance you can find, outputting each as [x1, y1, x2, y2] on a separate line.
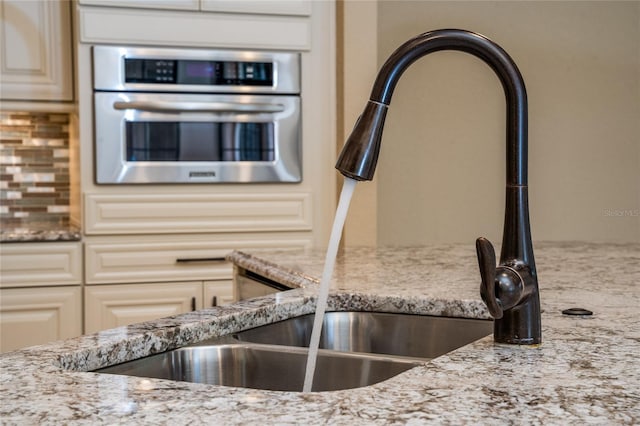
[94, 311, 492, 392]
[94, 344, 419, 392]
[233, 311, 493, 360]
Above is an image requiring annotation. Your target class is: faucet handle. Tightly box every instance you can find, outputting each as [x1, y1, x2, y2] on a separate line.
[476, 237, 504, 319]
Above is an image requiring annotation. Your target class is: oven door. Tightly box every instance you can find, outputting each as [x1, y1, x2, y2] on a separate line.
[94, 92, 301, 183]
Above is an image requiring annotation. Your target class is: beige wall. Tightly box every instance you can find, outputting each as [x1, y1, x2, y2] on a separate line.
[340, 1, 639, 245]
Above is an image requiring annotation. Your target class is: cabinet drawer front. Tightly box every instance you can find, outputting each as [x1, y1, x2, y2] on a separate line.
[85, 236, 312, 284]
[0, 243, 82, 288]
[84, 193, 312, 235]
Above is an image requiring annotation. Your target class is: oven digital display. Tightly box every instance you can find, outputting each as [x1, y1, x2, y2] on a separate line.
[125, 58, 274, 86]
[185, 62, 215, 79]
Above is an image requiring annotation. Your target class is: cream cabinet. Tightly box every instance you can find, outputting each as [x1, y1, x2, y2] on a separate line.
[82, 232, 309, 333]
[84, 233, 312, 284]
[84, 280, 232, 334]
[76, 2, 311, 50]
[204, 280, 234, 307]
[0, 286, 82, 353]
[0, 242, 82, 288]
[0, 0, 73, 102]
[0, 242, 83, 352]
[83, 192, 313, 236]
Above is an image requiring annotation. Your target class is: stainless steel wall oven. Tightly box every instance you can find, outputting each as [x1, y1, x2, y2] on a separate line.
[93, 46, 301, 184]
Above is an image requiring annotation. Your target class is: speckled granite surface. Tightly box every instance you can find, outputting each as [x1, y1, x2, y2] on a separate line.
[0, 226, 81, 243]
[1, 242, 639, 424]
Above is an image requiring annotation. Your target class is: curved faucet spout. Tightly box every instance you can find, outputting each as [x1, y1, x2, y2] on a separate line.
[336, 29, 541, 345]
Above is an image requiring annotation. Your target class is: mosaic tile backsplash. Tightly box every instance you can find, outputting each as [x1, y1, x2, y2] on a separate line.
[0, 111, 72, 231]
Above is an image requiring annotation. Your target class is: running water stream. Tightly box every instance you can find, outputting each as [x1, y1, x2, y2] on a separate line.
[302, 176, 358, 392]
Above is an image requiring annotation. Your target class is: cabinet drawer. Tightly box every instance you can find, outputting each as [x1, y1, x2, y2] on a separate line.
[84, 192, 312, 235]
[85, 235, 312, 284]
[0, 243, 82, 288]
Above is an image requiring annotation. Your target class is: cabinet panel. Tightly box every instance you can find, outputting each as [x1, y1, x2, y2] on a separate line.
[201, 0, 311, 16]
[0, 0, 73, 101]
[78, 0, 199, 10]
[85, 234, 312, 284]
[0, 242, 82, 288]
[84, 192, 312, 235]
[84, 282, 202, 334]
[0, 286, 82, 353]
[78, 6, 311, 50]
[204, 280, 234, 307]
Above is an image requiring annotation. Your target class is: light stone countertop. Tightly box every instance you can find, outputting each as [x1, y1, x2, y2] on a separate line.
[1, 242, 639, 424]
[0, 226, 82, 243]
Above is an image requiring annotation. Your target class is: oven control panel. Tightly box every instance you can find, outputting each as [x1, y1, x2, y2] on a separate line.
[124, 58, 274, 86]
[94, 46, 299, 94]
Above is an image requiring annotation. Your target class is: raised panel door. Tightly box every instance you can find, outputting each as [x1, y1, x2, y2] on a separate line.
[204, 280, 234, 307]
[84, 282, 202, 334]
[0, 0, 73, 101]
[0, 286, 82, 353]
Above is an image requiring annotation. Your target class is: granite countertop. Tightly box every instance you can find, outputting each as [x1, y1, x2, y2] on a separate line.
[1, 242, 639, 424]
[0, 226, 82, 243]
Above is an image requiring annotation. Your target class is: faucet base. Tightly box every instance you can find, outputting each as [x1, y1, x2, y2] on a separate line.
[493, 294, 542, 345]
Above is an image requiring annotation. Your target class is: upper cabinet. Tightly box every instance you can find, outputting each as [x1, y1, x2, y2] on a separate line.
[78, 0, 311, 16]
[0, 0, 73, 102]
[76, 0, 312, 51]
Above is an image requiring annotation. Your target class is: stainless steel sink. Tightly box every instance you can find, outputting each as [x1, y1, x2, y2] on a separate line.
[94, 343, 419, 392]
[233, 311, 493, 360]
[94, 311, 492, 392]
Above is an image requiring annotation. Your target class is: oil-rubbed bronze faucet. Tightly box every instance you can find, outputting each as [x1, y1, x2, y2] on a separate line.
[336, 29, 541, 345]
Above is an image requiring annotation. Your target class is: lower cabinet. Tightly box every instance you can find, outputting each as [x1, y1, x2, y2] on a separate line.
[0, 286, 82, 354]
[204, 280, 235, 307]
[84, 280, 232, 334]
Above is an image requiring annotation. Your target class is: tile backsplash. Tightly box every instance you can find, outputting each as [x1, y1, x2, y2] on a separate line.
[0, 111, 72, 230]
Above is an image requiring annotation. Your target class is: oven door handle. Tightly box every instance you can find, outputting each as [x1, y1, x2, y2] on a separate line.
[112, 100, 286, 114]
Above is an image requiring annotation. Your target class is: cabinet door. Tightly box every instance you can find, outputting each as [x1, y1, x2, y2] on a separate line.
[0, 0, 73, 101]
[84, 282, 203, 334]
[0, 286, 82, 353]
[204, 280, 234, 307]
